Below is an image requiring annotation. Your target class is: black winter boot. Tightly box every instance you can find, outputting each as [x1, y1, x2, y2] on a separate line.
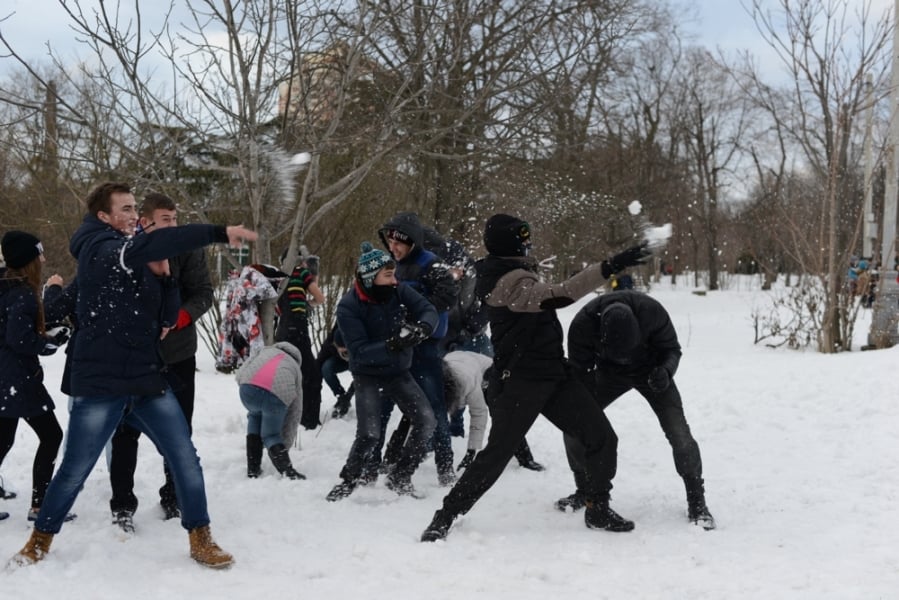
[685, 477, 716, 530]
[112, 510, 135, 534]
[331, 391, 353, 419]
[513, 440, 546, 472]
[246, 434, 264, 478]
[584, 501, 635, 532]
[385, 472, 422, 498]
[554, 491, 587, 512]
[421, 509, 456, 542]
[325, 480, 357, 502]
[437, 468, 456, 487]
[267, 444, 306, 480]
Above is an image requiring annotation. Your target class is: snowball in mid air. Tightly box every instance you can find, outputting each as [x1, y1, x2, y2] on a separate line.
[628, 200, 642, 216]
[290, 152, 312, 165]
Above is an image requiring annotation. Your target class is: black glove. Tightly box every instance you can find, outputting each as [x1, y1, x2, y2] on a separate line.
[601, 241, 651, 278]
[457, 449, 476, 471]
[410, 321, 433, 343]
[647, 366, 670, 393]
[386, 321, 431, 352]
[46, 325, 71, 347]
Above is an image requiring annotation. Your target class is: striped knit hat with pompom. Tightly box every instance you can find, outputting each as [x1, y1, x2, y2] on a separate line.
[357, 241, 394, 288]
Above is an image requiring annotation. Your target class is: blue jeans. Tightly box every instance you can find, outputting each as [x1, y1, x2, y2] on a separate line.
[35, 390, 210, 534]
[239, 384, 288, 448]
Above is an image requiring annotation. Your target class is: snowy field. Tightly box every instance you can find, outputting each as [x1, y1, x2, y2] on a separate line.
[1, 277, 896, 599]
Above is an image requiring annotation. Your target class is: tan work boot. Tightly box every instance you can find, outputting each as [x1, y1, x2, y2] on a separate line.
[9, 529, 54, 568]
[188, 525, 233, 569]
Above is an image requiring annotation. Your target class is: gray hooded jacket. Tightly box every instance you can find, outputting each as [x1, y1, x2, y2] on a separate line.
[235, 341, 303, 446]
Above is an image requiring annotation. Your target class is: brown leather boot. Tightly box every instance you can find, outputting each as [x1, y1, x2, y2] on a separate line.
[10, 529, 54, 567]
[188, 525, 233, 569]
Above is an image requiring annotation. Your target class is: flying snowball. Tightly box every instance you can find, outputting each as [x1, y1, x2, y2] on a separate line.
[628, 200, 642, 216]
[290, 152, 312, 165]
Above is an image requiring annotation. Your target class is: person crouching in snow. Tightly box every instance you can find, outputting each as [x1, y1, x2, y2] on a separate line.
[325, 242, 438, 501]
[443, 351, 544, 472]
[564, 290, 715, 529]
[235, 342, 305, 480]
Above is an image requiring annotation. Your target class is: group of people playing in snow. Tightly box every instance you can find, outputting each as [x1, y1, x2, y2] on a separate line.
[0, 182, 714, 572]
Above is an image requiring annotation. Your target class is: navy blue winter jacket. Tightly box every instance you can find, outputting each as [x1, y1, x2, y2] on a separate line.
[0, 271, 57, 418]
[68, 214, 227, 396]
[336, 280, 438, 378]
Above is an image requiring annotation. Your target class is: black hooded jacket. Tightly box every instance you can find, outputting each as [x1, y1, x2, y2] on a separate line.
[475, 254, 614, 380]
[567, 290, 681, 378]
[378, 212, 458, 337]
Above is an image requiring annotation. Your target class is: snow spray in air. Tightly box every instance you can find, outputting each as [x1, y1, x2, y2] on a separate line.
[628, 200, 672, 250]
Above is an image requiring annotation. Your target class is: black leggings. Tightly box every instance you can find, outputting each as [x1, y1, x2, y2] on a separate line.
[0, 412, 64, 508]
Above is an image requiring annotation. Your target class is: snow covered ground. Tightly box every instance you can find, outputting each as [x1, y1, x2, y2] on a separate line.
[1, 277, 896, 599]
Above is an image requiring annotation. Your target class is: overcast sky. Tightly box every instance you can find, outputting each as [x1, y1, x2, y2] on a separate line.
[0, 1, 894, 84]
[0, 1, 808, 68]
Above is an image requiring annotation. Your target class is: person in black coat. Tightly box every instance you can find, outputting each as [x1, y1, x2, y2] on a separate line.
[563, 290, 715, 529]
[0, 231, 71, 524]
[420, 214, 650, 542]
[274, 253, 326, 430]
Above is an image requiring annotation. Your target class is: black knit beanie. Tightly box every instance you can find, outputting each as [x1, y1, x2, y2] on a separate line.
[1, 230, 43, 269]
[483, 214, 531, 257]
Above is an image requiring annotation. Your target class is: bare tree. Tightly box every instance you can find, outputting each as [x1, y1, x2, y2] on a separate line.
[743, 0, 892, 352]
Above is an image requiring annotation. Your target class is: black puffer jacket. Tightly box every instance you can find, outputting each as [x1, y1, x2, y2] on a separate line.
[68, 214, 227, 396]
[567, 290, 681, 378]
[0, 271, 56, 418]
[336, 280, 438, 378]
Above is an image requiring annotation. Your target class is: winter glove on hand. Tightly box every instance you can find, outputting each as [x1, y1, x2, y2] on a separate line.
[408, 321, 432, 345]
[647, 366, 670, 393]
[387, 321, 432, 352]
[457, 449, 476, 471]
[174, 309, 192, 331]
[385, 335, 406, 352]
[46, 325, 71, 347]
[601, 241, 652, 278]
